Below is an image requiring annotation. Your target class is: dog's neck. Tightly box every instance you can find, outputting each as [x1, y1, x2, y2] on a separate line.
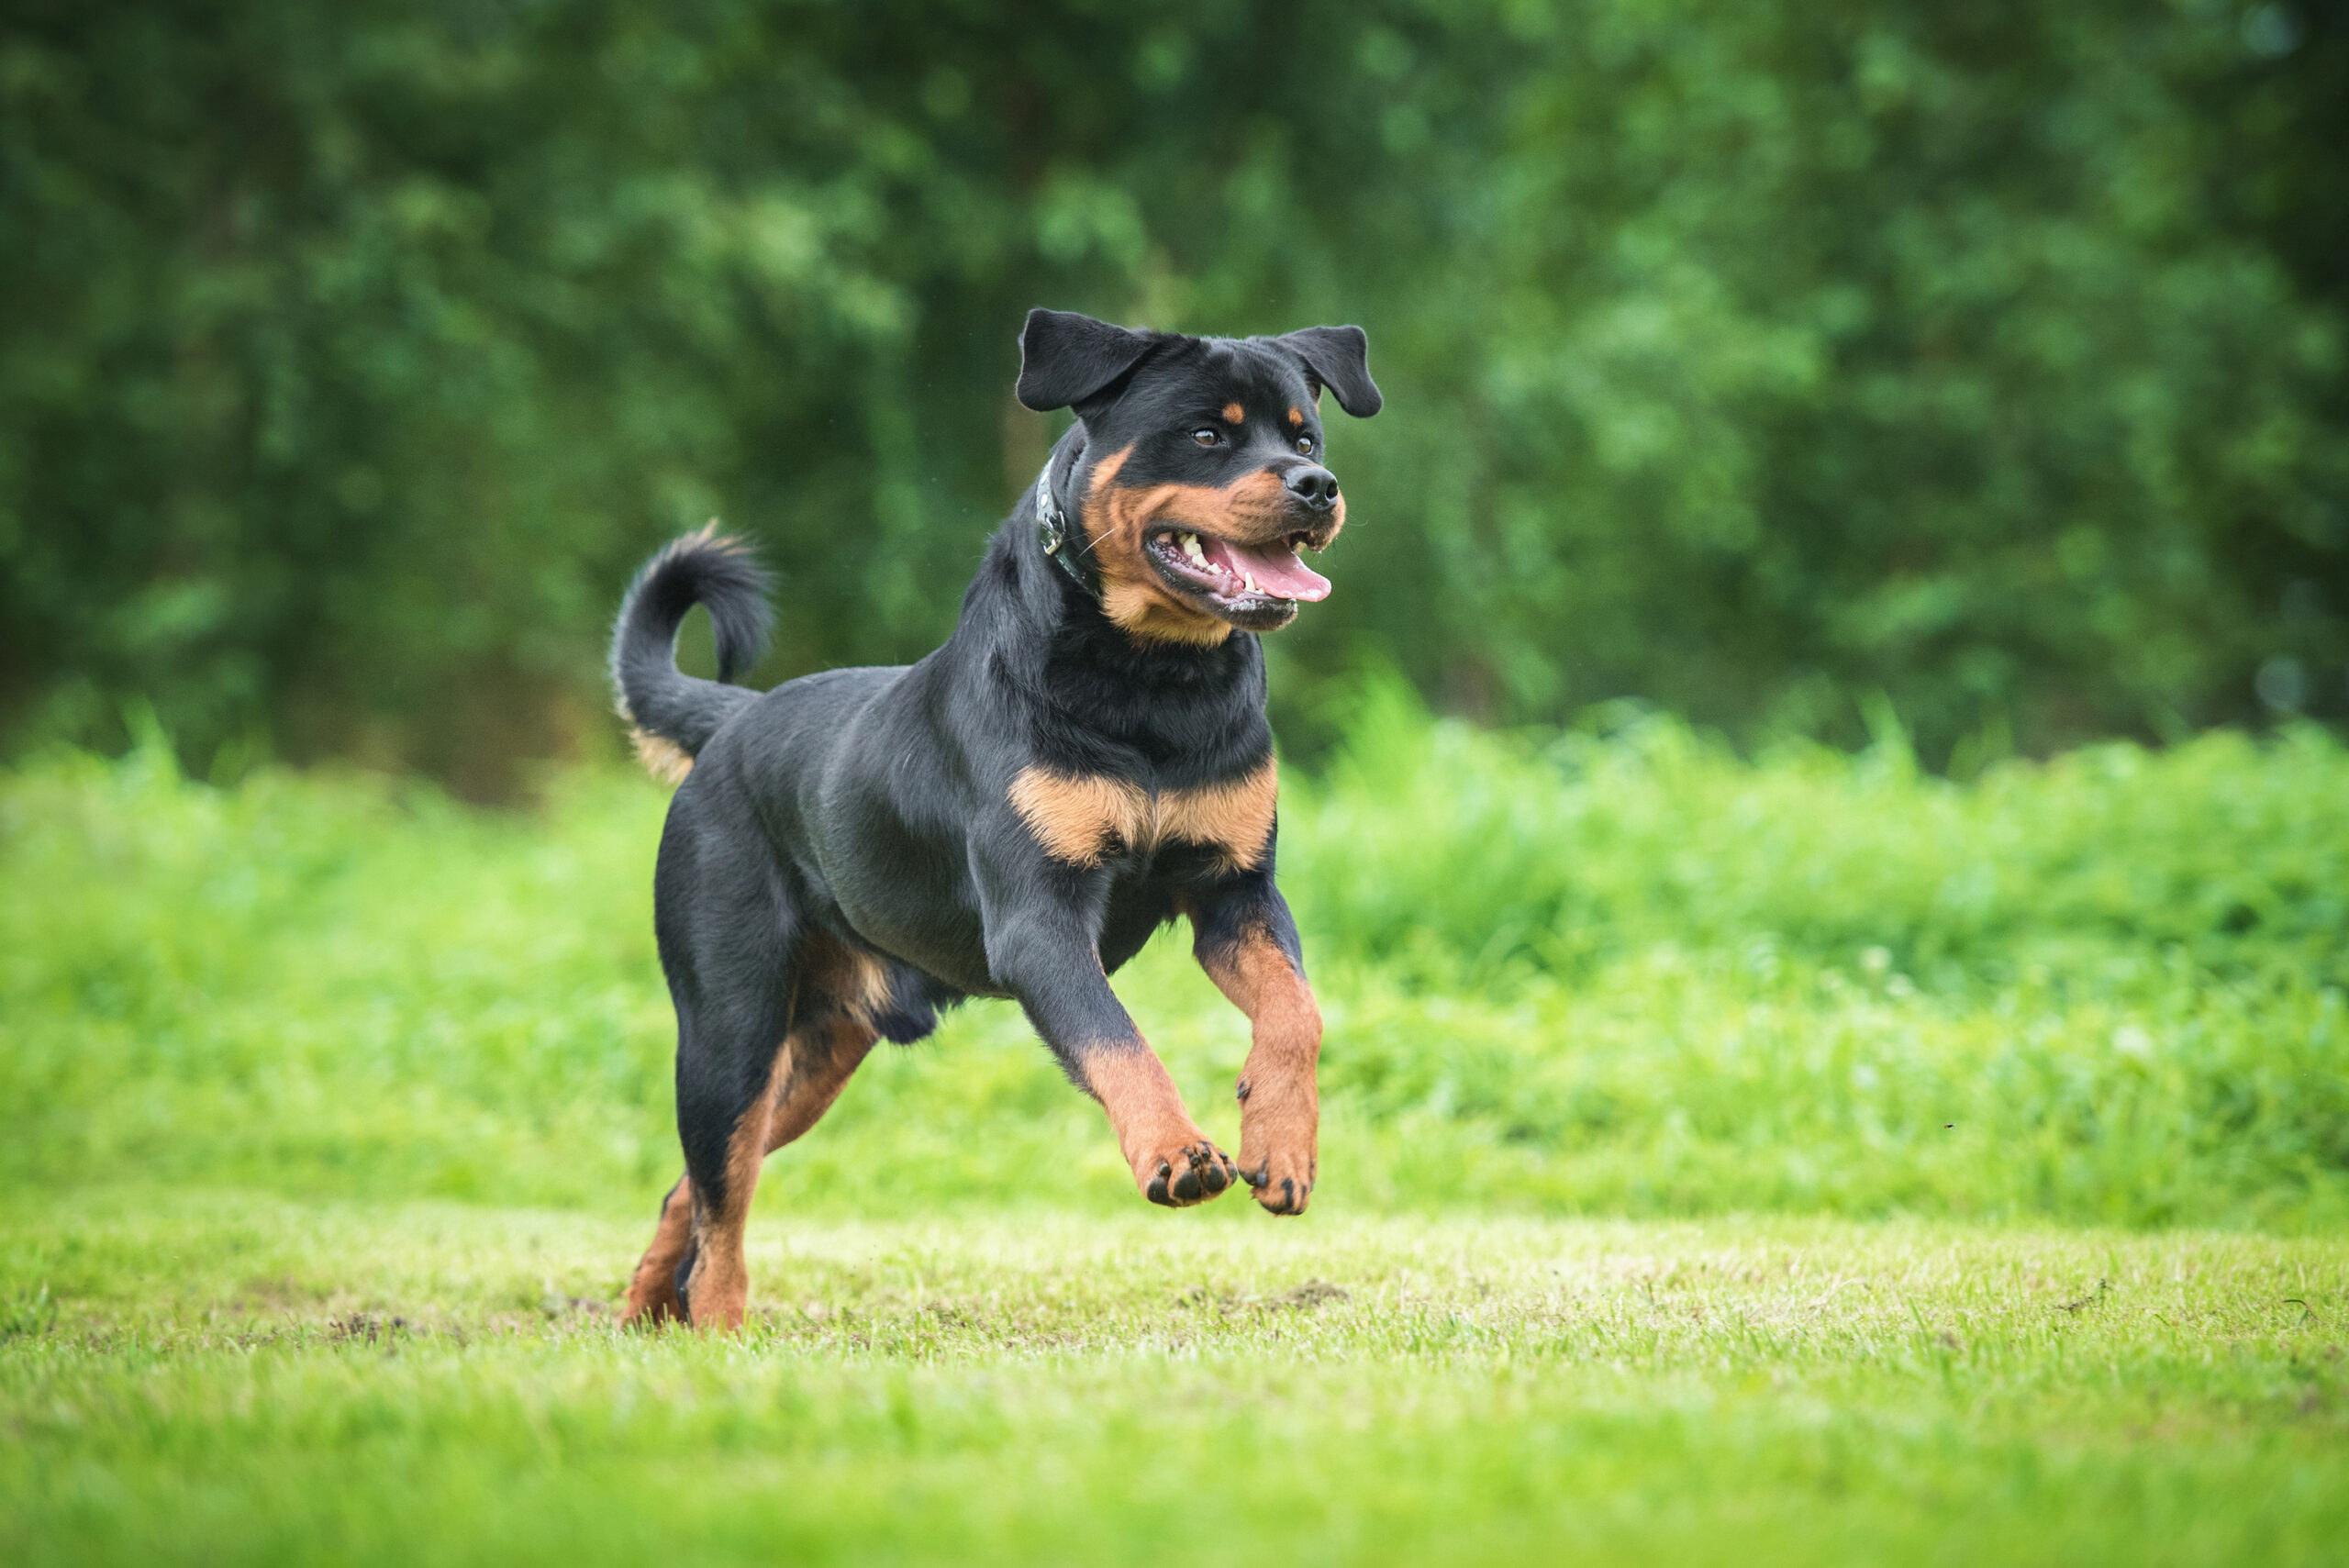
[974, 424, 1272, 777]
[961, 518, 1268, 781]
[1027, 603, 1270, 779]
[1031, 440, 1096, 599]
[1031, 424, 1109, 605]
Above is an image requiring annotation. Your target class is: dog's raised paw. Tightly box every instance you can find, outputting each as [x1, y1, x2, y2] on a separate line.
[1142, 1140, 1238, 1207]
[1241, 1151, 1315, 1216]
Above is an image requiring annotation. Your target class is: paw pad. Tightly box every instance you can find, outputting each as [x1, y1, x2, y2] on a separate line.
[1144, 1141, 1238, 1207]
[1243, 1159, 1312, 1214]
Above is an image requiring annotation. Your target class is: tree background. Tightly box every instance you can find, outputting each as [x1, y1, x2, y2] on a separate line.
[4, 0, 2344, 795]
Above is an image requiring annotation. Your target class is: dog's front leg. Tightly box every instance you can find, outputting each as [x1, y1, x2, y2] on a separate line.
[980, 873, 1237, 1207]
[1189, 875, 1321, 1215]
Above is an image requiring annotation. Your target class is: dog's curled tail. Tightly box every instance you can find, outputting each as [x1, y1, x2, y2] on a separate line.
[609, 524, 774, 785]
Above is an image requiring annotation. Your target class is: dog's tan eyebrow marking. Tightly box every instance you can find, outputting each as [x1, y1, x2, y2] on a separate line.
[1286, 406, 1303, 427]
[1222, 402, 1245, 425]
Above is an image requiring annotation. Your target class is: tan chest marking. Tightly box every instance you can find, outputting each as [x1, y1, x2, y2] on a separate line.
[1008, 759, 1277, 871]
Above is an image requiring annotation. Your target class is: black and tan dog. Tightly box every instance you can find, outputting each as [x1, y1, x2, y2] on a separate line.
[610, 308, 1380, 1329]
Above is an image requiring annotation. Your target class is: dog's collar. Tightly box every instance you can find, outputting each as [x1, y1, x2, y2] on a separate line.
[1033, 451, 1097, 598]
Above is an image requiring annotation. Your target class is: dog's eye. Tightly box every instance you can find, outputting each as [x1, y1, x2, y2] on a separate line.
[1192, 428, 1221, 448]
[1294, 435, 1317, 456]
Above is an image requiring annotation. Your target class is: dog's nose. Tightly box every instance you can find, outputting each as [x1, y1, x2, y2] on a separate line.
[1283, 464, 1340, 511]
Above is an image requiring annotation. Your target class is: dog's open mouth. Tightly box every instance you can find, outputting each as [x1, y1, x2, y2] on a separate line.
[1145, 527, 1331, 620]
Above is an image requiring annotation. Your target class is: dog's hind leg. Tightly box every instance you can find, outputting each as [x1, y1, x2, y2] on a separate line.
[762, 1015, 878, 1154]
[670, 1015, 790, 1332]
[669, 1014, 878, 1331]
[639, 805, 800, 1331]
[622, 1000, 776, 1330]
[623, 1001, 789, 1329]
[621, 1174, 696, 1326]
[662, 936, 889, 1331]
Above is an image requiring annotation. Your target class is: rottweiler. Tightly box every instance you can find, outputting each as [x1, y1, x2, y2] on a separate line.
[609, 308, 1380, 1329]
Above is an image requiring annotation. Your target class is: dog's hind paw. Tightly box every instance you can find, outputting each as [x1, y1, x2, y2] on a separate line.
[1141, 1140, 1239, 1207]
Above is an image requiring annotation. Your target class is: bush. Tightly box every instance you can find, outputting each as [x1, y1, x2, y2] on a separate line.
[6, 696, 2343, 1227]
[5, 2, 2344, 787]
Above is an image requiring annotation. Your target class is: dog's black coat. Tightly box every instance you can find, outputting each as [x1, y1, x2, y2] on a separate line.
[611, 310, 1377, 1314]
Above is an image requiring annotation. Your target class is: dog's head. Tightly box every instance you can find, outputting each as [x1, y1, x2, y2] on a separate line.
[1017, 308, 1382, 646]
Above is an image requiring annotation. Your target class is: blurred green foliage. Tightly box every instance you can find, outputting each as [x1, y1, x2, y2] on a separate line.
[5, 1, 2347, 791]
[6, 694, 2343, 1227]
[1294, 682, 2349, 988]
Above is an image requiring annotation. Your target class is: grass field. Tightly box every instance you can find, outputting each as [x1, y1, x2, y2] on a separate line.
[5, 694, 2347, 1562]
[5, 1197, 2345, 1567]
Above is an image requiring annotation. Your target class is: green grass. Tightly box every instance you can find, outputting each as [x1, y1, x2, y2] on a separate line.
[4, 1197, 2345, 1567]
[5, 694, 2348, 1562]
[6, 691, 2343, 1227]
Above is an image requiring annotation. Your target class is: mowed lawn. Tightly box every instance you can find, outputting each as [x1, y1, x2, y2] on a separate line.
[6, 1197, 2345, 1567]
[5, 697, 2348, 1562]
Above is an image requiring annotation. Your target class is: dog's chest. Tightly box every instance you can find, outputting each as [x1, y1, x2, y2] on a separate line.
[1007, 759, 1276, 874]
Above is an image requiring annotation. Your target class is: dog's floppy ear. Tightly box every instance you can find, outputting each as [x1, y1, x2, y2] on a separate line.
[1016, 308, 1163, 413]
[1277, 325, 1383, 417]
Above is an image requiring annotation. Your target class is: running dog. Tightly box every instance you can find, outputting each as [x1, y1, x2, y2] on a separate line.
[610, 308, 1380, 1329]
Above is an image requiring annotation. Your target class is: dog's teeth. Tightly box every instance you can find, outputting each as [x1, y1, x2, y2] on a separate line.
[1181, 534, 1207, 564]
[1243, 573, 1259, 595]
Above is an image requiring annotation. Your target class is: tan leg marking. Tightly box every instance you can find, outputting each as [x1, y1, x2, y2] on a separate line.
[1198, 926, 1322, 1215]
[677, 1043, 789, 1331]
[675, 994, 882, 1332]
[1077, 1041, 1236, 1207]
[764, 1017, 877, 1153]
[800, 930, 895, 1031]
[621, 1176, 695, 1326]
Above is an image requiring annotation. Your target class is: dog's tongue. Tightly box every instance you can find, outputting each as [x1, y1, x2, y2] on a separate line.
[1219, 539, 1332, 602]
